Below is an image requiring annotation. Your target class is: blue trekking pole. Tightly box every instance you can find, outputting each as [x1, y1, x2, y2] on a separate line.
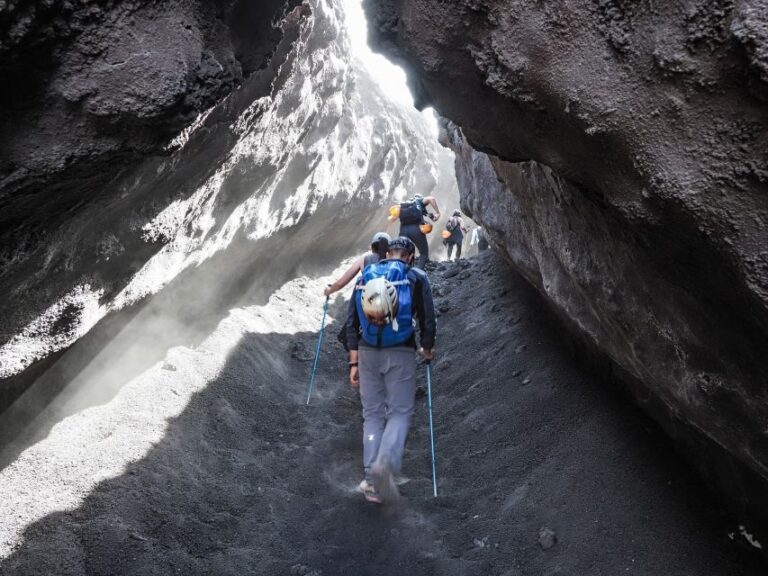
[425, 360, 438, 497]
[306, 295, 329, 405]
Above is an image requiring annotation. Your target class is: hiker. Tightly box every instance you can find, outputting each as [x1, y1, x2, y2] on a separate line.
[346, 236, 436, 503]
[388, 194, 441, 269]
[443, 210, 468, 261]
[324, 232, 390, 297]
[470, 226, 489, 254]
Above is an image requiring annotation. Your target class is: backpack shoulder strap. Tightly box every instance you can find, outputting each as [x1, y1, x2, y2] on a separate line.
[362, 253, 377, 269]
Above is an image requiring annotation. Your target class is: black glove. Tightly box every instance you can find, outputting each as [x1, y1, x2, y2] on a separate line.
[429, 213, 437, 222]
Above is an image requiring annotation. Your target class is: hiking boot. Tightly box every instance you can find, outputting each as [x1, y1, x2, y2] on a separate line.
[358, 479, 382, 504]
[371, 458, 400, 504]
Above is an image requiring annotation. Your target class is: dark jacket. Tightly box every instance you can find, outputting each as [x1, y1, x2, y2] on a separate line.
[447, 216, 465, 243]
[346, 264, 436, 351]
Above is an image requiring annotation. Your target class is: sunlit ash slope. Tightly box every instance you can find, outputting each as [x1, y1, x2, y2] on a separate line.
[0, 0, 456, 413]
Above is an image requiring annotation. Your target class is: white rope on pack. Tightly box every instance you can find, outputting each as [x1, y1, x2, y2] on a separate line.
[355, 278, 410, 290]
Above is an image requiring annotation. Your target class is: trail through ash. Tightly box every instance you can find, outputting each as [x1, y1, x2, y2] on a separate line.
[0, 253, 761, 575]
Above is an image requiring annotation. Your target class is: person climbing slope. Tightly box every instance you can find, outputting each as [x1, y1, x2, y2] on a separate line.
[388, 194, 441, 269]
[443, 209, 468, 261]
[346, 236, 436, 504]
[470, 226, 489, 254]
[324, 232, 390, 297]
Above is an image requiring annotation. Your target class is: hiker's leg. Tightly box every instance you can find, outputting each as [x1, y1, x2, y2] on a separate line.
[359, 348, 386, 480]
[447, 242, 454, 260]
[414, 232, 429, 268]
[401, 225, 429, 268]
[456, 242, 462, 260]
[377, 348, 417, 474]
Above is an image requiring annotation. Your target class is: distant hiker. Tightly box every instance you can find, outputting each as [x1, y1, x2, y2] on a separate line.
[443, 210, 468, 261]
[388, 194, 441, 269]
[346, 236, 436, 504]
[324, 232, 391, 297]
[471, 226, 489, 253]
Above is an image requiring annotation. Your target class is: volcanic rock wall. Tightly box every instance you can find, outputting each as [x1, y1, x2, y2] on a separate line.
[366, 0, 768, 524]
[0, 0, 456, 413]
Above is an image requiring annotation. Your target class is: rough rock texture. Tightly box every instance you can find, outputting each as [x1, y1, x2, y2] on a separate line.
[365, 0, 768, 528]
[0, 0, 456, 412]
[0, 0, 296, 229]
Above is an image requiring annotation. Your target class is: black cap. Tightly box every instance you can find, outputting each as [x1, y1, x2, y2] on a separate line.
[388, 236, 416, 255]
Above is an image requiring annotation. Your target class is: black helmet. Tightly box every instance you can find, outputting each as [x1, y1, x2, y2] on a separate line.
[452, 209, 461, 217]
[388, 236, 416, 255]
[371, 231, 391, 245]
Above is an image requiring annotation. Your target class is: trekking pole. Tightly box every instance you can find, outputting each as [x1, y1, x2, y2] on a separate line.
[306, 295, 329, 405]
[425, 360, 438, 497]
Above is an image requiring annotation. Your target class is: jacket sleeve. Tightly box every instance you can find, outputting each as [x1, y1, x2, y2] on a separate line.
[412, 270, 436, 350]
[346, 282, 361, 351]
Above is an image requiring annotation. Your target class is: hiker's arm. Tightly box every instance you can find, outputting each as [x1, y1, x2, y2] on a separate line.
[345, 287, 361, 353]
[415, 273, 436, 352]
[346, 291, 361, 386]
[324, 258, 363, 296]
[346, 292, 360, 351]
[349, 349, 359, 387]
[426, 196, 441, 220]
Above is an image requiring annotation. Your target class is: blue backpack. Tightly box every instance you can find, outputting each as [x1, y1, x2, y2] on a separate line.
[355, 259, 415, 347]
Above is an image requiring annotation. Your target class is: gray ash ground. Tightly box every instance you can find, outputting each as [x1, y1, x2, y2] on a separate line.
[0, 252, 763, 575]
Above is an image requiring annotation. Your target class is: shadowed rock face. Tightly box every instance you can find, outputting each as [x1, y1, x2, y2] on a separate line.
[0, 0, 296, 229]
[0, 0, 456, 412]
[365, 0, 768, 525]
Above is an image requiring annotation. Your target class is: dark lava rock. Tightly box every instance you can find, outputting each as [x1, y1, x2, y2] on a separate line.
[290, 564, 322, 576]
[538, 527, 557, 550]
[1, 0, 302, 232]
[443, 267, 461, 279]
[290, 342, 314, 362]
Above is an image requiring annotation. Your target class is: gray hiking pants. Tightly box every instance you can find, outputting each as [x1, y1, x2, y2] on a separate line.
[358, 347, 417, 480]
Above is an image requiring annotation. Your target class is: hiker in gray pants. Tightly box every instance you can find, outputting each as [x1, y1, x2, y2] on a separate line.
[346, 236, 436, 503]
[358, 348, 417, 482]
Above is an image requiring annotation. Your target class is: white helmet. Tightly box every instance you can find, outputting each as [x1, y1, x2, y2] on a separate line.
[371, 232, 391, 244]
[361, 277, 399, 330]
